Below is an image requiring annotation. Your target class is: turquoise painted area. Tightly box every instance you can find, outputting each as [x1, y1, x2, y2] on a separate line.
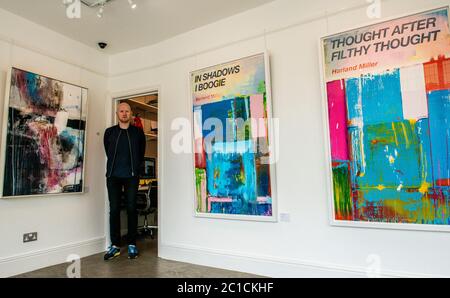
[358, 121, 422, 188]
[60, 128, 84, 158]
[210, 199, 272, 216]
[346, 70, 404, 125]
[198, 90, 272, 216]
[206, 141, 257, 204]
[345, 70, 423, 188]
[428, 89, 450, 183]
[344, 79, 362, 122]
[359, 188, 423, 205]
[339, 59, 450, 224]
[348, 127, 363, 187]
[416, 118, 433, 184]
[25, 72, 42, 105]
[429, 7, 448, 18]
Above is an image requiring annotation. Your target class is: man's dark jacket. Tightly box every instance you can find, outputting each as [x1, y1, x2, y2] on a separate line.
[104, 125, 146, 177]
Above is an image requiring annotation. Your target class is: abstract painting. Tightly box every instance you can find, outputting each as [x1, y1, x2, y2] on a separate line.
[1, 68, 88, 197]
[321, 7, 450, 230]
[191, 53, 275, 220]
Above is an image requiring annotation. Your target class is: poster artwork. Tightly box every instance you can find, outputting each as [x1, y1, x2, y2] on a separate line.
[321, 7, 450, 229]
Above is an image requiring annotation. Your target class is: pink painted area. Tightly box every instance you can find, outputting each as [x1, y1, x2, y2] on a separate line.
[194, 108, 206, 168]
[208, 197, 233, 212]
[194, 138, 206, 168]
[400, 65, 428, 119]
[40, 127, 60, 189]
[257, 197, 269, 203]
[327, 80, 349, 161]
[250, 94, 267, 139]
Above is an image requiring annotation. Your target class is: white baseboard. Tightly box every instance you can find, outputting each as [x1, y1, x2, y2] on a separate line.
[159, 242, 444, 278]
[2, 238, 443, 278]
[0, 237, 106, 278]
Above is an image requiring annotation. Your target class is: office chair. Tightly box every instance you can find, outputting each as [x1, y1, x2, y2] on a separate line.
[136, 181, 158, 239]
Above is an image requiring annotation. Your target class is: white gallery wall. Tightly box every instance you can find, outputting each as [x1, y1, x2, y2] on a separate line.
[110, 0, 450, 277]
[0, 0, 449, 278]
[0, 9, 109, 277]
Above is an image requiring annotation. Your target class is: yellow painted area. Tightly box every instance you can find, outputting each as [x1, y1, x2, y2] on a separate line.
[417, 194, 441, 223]
[383, 197, 440, 224]
[357, 189, 449, 224]
[389, 156, 395, 164]
[360, 184, 425, 191]
[419, 143, 425, 180]
[391, 122, 399, 146]
[381, 198, 419, 222]
[238, 166, 246, 184]
[419, 182, 432, 194]
[400, 122, 410, 148]
[335, 184, 343, 212]
[383, 199, 407, 215]
[376, 185, 386, 191]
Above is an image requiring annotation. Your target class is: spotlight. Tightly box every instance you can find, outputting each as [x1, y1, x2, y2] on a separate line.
[97, 4, 104, 18]
[128, 0, 137, 10]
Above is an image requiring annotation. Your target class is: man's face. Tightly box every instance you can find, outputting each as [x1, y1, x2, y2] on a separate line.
[117, 103, 132, 124]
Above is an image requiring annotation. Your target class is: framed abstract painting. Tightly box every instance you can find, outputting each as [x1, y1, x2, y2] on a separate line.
[320, 7, 450, 231]
[191, 53, 277, 221]
[0, 68, 88, 198]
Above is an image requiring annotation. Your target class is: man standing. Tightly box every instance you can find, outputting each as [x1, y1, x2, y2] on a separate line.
[103, 102, 146, 260]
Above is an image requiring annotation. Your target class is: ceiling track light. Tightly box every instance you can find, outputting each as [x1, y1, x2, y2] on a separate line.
[80, 0, 110, 7]
[76, 0, 137, 19]
[128, 0, 137, 10]
[97, 3, 104, 18]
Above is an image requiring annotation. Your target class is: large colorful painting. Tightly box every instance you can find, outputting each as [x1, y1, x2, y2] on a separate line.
[191, 53, 276, 221]
[0, 68, 88, 198]
[321, 7, 450, 230]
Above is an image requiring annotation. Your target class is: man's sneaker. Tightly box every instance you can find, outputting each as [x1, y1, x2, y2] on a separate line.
[128, 245, 139, 259]
[104, 245, 120, 261]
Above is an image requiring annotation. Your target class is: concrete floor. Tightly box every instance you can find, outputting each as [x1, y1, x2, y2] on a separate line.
[14, 237, 261, 278]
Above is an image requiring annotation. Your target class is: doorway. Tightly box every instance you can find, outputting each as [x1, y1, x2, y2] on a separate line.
[112, 90, 159, 254]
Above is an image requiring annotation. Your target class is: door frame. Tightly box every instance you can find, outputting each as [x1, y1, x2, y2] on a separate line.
[108, 85, 163, 254]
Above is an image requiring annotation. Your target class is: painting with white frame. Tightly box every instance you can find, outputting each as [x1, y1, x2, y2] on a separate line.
[319, 6, 450, 231]
[190, 52, 277, 221]
[0, 67, 88, 198]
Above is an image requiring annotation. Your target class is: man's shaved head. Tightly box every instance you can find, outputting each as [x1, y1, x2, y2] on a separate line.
[117, 102, 131, 112]
[116, 102, 132, 125]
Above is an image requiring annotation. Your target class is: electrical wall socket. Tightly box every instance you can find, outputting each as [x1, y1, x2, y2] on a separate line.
[23, 232, 38, 243]
[280, 213, 291, 222]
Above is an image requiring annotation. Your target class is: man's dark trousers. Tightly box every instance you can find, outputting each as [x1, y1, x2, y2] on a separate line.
[107, 177, 139, 246]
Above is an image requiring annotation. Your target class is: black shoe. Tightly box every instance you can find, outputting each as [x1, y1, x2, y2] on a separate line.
[104, 245, 120, 261]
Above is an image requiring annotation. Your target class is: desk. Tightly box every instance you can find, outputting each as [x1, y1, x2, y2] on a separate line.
[138, 179, 158, 192]
[138, 186, 149, 192]
[139, 178, 157, 189]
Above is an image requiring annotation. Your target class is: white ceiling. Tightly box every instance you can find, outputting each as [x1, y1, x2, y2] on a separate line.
[0, 0, 275, 54]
